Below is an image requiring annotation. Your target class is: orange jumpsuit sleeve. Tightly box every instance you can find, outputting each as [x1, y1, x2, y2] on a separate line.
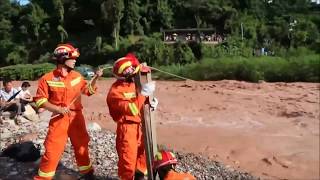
[34, 77, 49, 108]
[107, 85, 146, 122]
[80, 77, 97, 96]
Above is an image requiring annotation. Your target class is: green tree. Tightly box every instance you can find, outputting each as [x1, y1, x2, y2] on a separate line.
[122, 0, 143, 35]
[101, 0, 124, 50]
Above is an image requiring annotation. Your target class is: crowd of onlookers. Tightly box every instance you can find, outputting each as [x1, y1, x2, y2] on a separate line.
[164, 32, 225, 43]
[0, 79, 42, 124]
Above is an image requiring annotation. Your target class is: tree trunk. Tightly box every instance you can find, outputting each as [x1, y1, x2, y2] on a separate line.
[114, 19, 120, 50]
[195, 14, 201, 28]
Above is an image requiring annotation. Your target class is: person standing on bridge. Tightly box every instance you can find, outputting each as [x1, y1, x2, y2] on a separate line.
[106, 53, 158, 180]
[33, 43, 103, 180]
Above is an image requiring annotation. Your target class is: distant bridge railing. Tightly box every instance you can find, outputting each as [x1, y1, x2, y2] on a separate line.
[161, 28, 226, 44]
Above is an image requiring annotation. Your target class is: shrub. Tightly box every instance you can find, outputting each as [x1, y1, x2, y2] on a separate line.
[5, 45, 28, 65]
[153, 55, 320, 82]
[173, 41, 196, 64]
[0, 63, 55, 80]
[131, 34, 169, 65]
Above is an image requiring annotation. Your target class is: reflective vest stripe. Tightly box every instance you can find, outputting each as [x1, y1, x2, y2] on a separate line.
[38, 169, 55, 177]
[118, 61, 132, 74]
[79, 162, 92, 171]
[123, 92, 136, 99]
[36, 98, 48, 107]
[128, 103, 139, 116]
[71, 77, 81, 87]
[143, 170, 148, 175]
[47, 81, 65, 87]
[88, 84, 95, 94]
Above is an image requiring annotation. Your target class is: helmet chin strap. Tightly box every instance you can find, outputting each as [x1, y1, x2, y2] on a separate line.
[64, 64, 74, 70]
[64, 64, 74, 71]
[57, 62, 74, 72]
[62, 59, 75, 70]
[124, 77, 134, 82]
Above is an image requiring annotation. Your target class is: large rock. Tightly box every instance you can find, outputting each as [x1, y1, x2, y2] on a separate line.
[86, 122, 102, 131]
[22, 105, 39, 122]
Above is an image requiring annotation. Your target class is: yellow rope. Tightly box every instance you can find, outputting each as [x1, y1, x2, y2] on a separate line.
[102, 63, 193, 81]
[148, 66, 195, 81]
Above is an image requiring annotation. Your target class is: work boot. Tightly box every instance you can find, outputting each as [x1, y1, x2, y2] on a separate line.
[78, 170, 95, 180]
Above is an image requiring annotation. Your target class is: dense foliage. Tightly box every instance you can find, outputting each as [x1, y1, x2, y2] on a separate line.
[0, 0, 319, 81]
[154, 53, 320, 82]
[0, 63, 55, 80]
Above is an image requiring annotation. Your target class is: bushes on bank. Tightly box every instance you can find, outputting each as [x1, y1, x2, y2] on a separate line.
[154, 55, 320, 82]
[0, 63, 55, 80]
[0, 55, 318, 83]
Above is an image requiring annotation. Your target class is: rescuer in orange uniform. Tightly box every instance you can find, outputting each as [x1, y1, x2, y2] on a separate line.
[33, 43, 103, 180]
[153, 150, 196, 180]
[106, 53, 158, 180]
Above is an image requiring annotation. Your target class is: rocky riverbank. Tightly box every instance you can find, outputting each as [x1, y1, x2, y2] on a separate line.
[0, 112, 257, 180]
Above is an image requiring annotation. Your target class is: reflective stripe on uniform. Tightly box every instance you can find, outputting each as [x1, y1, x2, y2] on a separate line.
[118, 61, 132, 74]
[70, 76, 81, 87]
[56, 45, 72, 51]
[123, 92, 136, 99]
[47, 81, 65, 87]
[133, 65, 140, 74]
[36, 98, 48, 107]
[128, 103, 139, 116]
[79, 162, 92, 171]
[142, 170, 148, 175]
[38, 169, 55, 177]
[135, 169, 148, 176]
[88, 84, 95, 94]
[155, 152, 162, 160]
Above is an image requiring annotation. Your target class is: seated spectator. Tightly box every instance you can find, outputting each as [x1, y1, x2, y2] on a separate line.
[153, 150, 196, 180]
[0, 79, 25, 124]
[17, 81, 44, 114]
[18, 81, 33, 104]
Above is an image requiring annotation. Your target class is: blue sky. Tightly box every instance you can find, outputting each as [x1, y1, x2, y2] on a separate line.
[18, 0, 29, 5]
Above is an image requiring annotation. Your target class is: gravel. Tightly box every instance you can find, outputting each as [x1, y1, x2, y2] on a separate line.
[0, 114, 258, 180]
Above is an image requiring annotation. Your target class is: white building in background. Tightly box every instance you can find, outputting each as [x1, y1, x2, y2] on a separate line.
[310, 0, 320, 4]
[267, 0, 319, 4]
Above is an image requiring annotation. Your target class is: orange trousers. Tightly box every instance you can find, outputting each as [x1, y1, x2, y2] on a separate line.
[34, 111, 92, 180]
[116, 122, 147, 180]
[164, 170, 196, 180]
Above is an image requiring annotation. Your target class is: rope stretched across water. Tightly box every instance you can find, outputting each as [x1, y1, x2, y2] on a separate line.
[101, 64, 194, 81]
[148, 66, 195, 81]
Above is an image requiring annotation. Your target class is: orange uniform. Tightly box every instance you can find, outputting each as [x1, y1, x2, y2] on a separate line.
[164, 170, 196, 180]
[34, 69, 96, 180]
[106, 80, 147, 180]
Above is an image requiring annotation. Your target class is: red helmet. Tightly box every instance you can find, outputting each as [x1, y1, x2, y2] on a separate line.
[53, 43, 80, 62]
[153, 150, 178, 170]
[112, 53, 141, 79]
